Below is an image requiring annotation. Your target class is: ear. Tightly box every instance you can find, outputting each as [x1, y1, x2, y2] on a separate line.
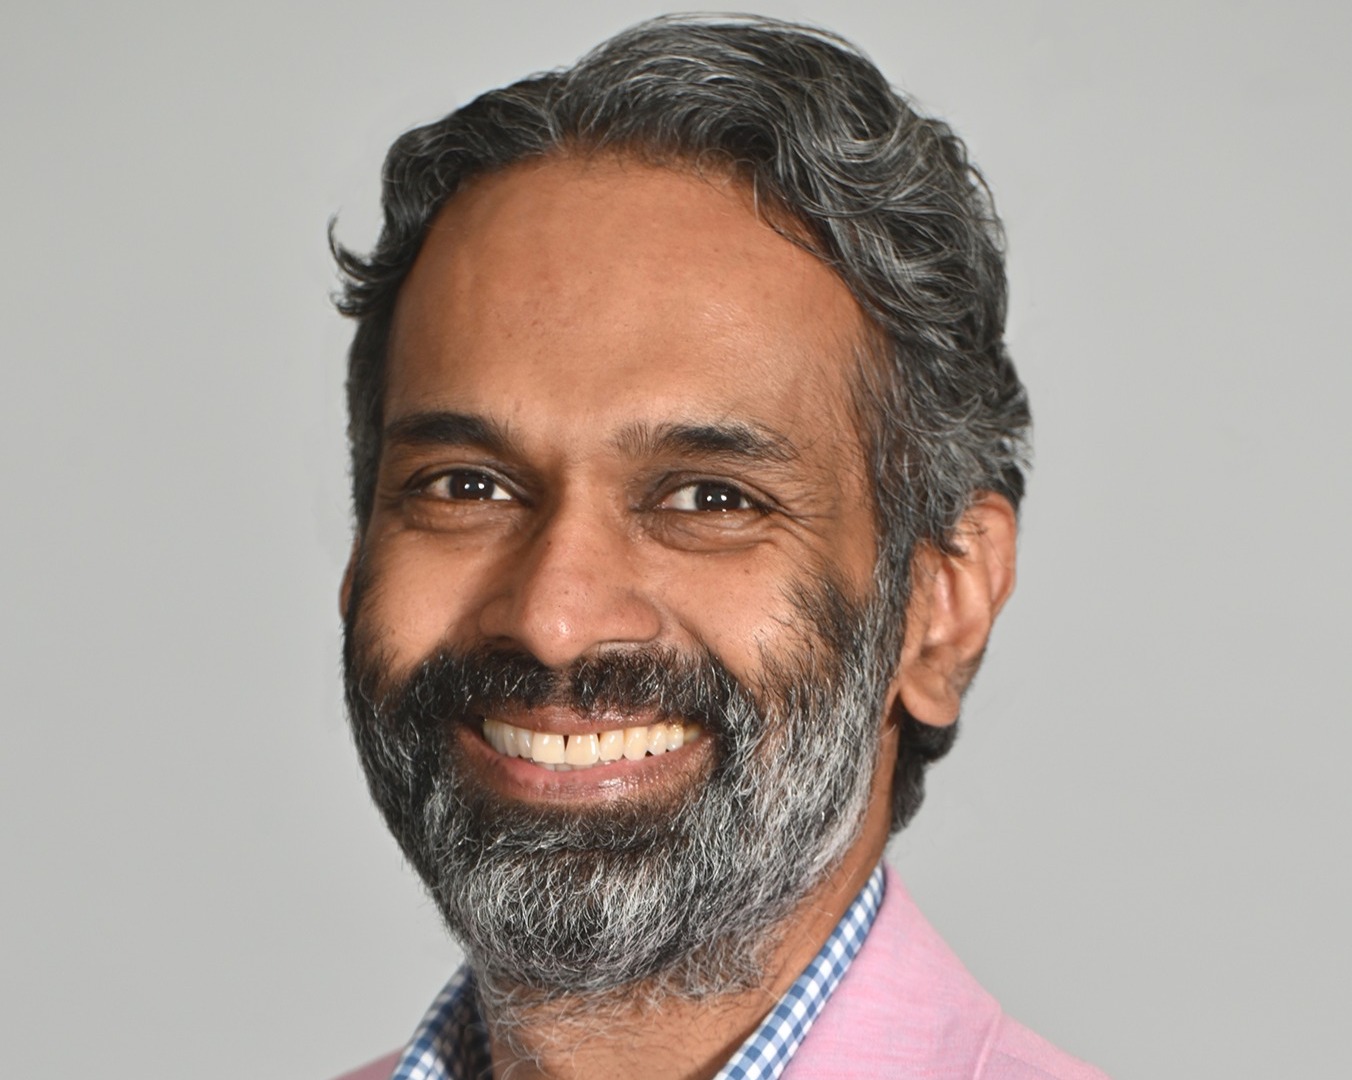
[339, 541, 359, 621]
[891, 493, 1018, 727]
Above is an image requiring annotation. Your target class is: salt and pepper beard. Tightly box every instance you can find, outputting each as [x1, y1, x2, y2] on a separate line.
[344, 574, 899, 1015]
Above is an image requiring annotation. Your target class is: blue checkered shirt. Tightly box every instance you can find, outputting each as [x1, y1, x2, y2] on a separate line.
[388, 864, 885, 1080]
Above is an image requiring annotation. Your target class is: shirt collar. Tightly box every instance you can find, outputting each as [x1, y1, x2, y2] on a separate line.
[390, 864, 886, 1080]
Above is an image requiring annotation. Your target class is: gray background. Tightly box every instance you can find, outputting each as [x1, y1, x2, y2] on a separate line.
[3, 1, 1348, 1077]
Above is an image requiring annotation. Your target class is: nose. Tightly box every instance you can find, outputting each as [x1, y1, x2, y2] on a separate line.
[476, 497, 663, 668]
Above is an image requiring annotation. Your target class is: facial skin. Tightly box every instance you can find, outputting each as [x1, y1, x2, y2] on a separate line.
[352, 157, 880, 693]
[342, 154, 1017, 1079]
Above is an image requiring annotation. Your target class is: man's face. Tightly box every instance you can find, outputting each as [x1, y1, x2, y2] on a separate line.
[344, 156, 901, 995]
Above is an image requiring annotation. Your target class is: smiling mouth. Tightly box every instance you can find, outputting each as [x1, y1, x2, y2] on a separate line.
[482, 717, 704, 772]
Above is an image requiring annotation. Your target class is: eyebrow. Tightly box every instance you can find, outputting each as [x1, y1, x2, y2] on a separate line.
[382, 411, 801, 467]
[383, 411, 514, 454]
[613, 420, 800, 465]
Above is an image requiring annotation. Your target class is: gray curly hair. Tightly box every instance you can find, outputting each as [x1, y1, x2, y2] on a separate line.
[331, 14, 1030, 831]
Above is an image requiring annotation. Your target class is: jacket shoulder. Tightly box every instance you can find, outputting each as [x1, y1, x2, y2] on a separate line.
[785, 866, 1111, 1079]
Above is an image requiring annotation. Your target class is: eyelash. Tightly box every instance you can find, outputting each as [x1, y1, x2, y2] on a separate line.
[416, 469, 516, 502]
[410, 469, 768, 516]
[660, 479, 764, 514]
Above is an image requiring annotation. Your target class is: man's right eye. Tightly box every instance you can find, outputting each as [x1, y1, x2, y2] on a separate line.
[424, 470, 514, 501]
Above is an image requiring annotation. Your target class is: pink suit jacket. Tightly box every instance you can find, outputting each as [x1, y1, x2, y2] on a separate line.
[781, 867, 1109, 1078]
[335, 866, 1110, 1080]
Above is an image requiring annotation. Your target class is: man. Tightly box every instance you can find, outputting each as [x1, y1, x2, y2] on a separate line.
[331, 15, 1109, 1080]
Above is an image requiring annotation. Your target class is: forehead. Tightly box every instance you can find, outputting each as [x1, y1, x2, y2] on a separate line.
[386, 154, 870, 460]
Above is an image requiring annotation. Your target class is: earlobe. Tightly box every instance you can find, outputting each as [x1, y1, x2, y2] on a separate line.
[894, 494, 1018, 727]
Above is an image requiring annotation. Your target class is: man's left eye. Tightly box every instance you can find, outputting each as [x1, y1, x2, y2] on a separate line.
[663, 482, 756, 512]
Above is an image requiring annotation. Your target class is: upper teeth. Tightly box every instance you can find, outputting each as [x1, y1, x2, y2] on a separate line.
[482, 718, 702, 770]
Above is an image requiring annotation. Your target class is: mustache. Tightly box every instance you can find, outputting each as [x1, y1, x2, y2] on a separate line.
[348, 643, 747, 739]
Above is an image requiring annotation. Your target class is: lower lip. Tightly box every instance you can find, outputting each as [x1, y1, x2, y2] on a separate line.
[454, 722, 712, 803]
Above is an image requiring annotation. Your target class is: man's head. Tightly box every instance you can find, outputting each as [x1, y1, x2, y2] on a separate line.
[333, 15, 1026, 1007]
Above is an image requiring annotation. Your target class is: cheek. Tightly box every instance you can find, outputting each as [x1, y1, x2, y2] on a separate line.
[350, 509, 876, 683]
[350, 535, 497, 675]
[646, 551, 831, 678]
